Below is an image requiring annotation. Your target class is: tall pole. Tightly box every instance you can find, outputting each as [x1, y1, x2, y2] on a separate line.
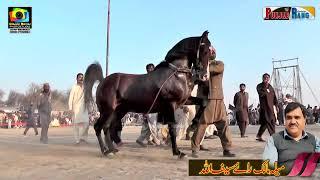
[106, 0, 111, 76]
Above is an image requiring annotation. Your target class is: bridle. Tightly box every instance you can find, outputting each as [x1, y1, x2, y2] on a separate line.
[193, 36, 210, 80]
[168, 63, 191, 74]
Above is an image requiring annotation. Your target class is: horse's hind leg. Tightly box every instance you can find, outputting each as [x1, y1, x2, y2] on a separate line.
[94, 114, 107, 154]
[110, 111, 127, 147]
[103, 110, 127, 155]
[103, 112, 117, 155]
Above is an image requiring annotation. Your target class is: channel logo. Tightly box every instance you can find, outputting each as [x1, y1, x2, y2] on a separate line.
[9, 7, 31, 23]
[291, 7, 315, 19]
[8, 7, 32, 33]
[263, 6, 315, 20]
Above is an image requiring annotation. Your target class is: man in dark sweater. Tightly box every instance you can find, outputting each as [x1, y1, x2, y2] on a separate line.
[263, 102, 320, 174]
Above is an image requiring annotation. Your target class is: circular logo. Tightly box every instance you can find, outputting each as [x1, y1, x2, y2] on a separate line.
[15, 11, 23, 19]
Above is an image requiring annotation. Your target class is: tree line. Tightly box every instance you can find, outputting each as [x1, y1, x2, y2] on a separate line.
[0, 83, 70, 111]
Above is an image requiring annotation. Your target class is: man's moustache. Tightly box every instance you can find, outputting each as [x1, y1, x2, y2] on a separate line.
[289, 124, 298, 127]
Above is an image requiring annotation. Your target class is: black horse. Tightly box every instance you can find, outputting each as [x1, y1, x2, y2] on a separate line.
[84, 31, 212, 159]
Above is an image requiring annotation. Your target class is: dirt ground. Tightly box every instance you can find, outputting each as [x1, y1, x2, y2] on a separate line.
[0, 125, 319, 180]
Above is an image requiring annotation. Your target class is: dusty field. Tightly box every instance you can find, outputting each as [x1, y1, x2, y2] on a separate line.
[0, 124, 319, 180]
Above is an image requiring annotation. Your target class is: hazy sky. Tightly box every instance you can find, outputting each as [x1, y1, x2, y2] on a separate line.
[1, 0, 319, 106]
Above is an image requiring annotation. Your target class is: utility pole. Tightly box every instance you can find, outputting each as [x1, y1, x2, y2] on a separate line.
[106, 0, 111, 76]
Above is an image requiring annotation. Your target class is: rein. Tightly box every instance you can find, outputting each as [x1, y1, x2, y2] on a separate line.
[146, 63, 192, 114]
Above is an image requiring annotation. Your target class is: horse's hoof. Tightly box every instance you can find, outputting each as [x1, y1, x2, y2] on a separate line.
[113, 148, 119, 154]
[101, 148, 107, 154]
[106, 152, 115, 158]
[103, 149, 113, 155]
[179, 152, 187, 160]
[103, 150, 115, 158]
[173, 152, 187, 159]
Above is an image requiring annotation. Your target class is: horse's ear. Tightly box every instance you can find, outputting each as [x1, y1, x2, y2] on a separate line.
[201, 30, 209, 38]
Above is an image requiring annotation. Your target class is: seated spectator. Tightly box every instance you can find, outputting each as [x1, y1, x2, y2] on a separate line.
[50, 117, 60, 127]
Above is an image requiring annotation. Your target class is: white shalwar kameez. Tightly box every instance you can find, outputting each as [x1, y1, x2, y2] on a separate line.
[68, 84, 89, 143]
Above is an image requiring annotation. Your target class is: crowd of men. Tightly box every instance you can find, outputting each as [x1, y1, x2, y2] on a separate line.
[0, 111, 25, 128]
[0, 109, 75, 129]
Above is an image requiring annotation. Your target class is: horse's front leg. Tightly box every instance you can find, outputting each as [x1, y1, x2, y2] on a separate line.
[168, 122, 187, 159]
[184, 96, 206, 140]
[184, 96, 203, 106]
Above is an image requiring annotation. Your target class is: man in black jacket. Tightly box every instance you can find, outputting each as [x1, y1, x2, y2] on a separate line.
[256, 73, 278, 142]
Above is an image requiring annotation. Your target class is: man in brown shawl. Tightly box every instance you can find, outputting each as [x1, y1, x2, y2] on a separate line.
[256, 73, 278, 142]
[233, 83, 249, 138]
[191, 57, 235, 158]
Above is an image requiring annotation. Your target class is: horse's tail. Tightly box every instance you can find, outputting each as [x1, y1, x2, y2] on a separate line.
[84, 62, 104, 111]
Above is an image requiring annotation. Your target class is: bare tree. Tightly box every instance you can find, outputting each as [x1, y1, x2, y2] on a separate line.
[24, 83, 42, 105]
[51, 89, 69, 110]
[6, 90, 25, 107]
[0, 89, 4, 103]
[5, 83, 70, 111]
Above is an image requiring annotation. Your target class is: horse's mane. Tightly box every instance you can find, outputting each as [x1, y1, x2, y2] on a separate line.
[154, 61, 168, 70]
[154, 36, 201, 70]
[165, 36, 200, 61]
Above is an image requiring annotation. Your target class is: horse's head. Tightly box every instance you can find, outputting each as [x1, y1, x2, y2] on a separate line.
[193, 30, 212, 81]
[164, 31, 213, 81]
